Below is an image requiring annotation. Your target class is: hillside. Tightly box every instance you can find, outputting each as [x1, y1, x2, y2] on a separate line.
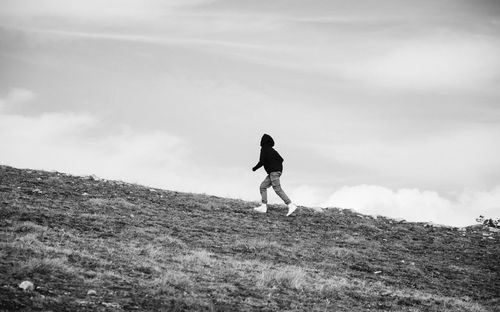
[0, 165, 498, 311]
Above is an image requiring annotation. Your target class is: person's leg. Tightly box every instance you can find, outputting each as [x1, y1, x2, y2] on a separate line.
[259, 175, 272, 204]
[255, 175, 271, 213]
[269, 172, 291, 205]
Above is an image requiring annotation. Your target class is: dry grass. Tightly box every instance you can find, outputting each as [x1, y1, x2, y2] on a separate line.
[257, 266, 307, 289]
[176, 250, 215, 266]
[145, 271, 193, 294]
[325, 246, 362, 260]
[17, 257, 77, 276]
[12, 221, 49, 234]
[233, 237, 285, 251]
[88, 197, 137, 210]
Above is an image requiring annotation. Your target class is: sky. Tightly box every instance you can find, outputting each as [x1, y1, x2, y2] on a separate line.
[1, 0, 499, 226]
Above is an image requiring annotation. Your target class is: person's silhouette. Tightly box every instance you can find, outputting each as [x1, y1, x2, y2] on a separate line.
[252, 134, 297, 216]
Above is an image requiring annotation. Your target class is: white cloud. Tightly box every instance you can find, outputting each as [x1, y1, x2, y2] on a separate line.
[0, 112, 185, 172]
[0, 100, 190, 188]
[290, 185, 323, 207]
[315, 126, 500, 191]
[21, 28, 273, 51]
[343, 36, 500, 90]
[321, 184, 500, 227]
[0, 0, 212, 20]
[0, 88, 37, 110]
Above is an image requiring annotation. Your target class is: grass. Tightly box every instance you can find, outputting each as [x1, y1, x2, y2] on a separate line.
[257, 266, 306, 289]
[146, 271, 193, 294]
[0, 164, 499, 311]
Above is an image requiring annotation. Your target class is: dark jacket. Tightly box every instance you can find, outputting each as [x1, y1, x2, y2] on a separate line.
[252, 134, 284, 174]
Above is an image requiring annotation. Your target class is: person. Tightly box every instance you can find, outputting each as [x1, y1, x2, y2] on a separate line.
[252, 134, 298, 216]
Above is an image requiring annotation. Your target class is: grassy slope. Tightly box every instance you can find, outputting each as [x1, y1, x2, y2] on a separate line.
[0, 165, 499, 312]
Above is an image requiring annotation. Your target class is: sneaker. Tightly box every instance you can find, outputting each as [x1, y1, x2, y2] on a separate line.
[286, 203, 297, 216]
[254, 204, 267, 213]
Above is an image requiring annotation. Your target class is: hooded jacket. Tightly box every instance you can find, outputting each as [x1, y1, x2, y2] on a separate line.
[252, 134, 284, 174]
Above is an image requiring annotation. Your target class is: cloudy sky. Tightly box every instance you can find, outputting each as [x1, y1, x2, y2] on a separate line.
[1, 0, 499, 226]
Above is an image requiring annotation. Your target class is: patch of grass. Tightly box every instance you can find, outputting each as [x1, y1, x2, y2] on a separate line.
[88, 197, 137, 210]
[176, 250, 215, 266]
[80, 213, 106, 220]
[138, 243, 166, 259]
[309, 275, 489, 312]
[381, 289, 489, 312]
[17, 257, 77, 277]
[145, 271, 193, 294]
[12, 221, 48, 234]
[197, 202, 221, 211]
[325, 246, 362, 260]
[257, 265, 307, 289]
[153, 234, 187, 249]
[313, 275, 353, 295]
[233, 238, 284, 252]
[219, 256, 268, 275]
[13, 233, 47, 254]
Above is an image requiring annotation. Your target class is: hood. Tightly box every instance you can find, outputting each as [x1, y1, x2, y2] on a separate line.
[260, 134, 275, 147]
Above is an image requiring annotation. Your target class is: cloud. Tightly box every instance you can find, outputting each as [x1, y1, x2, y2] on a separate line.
[20, 28, 273, 51]
[0, 88, 36, 110]
[343, 36, 500, 90]
[0, 111, 188, 182]
[315, 126, 500, 192]
[289, 185, 323, 207]
[0, 0, 212, 20]
[321, 184, 500, 227]
[0, 88, 190, 187]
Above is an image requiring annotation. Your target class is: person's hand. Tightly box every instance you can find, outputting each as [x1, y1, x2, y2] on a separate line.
[252, 166, 257, 172]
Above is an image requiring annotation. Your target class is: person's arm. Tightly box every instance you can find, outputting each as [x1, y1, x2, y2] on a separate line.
[252, 149, 265, 171]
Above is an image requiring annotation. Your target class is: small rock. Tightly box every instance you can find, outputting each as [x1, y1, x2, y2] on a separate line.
[130, 214, 134, 218]
[87, 289, 97, 296]
[19, 281, 34, 292]
[102, 302, 120, 308]
[374, 271, 382, 274]
[82, 192, 89, 196]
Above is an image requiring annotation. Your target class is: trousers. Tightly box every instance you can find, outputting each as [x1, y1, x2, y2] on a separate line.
[260, 171, 291, 205]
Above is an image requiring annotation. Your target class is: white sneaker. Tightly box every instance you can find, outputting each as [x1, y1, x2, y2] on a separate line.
[254, 204, 267, 213]
[286, 203, 297, 216]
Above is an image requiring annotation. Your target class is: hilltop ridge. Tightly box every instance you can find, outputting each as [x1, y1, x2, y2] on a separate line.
[0, 165, 498, 311]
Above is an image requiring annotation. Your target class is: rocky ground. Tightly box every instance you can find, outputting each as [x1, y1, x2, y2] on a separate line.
[1, 165, 499, 311]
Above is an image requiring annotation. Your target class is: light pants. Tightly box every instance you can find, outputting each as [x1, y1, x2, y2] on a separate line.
[260, 171, 291, 205]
